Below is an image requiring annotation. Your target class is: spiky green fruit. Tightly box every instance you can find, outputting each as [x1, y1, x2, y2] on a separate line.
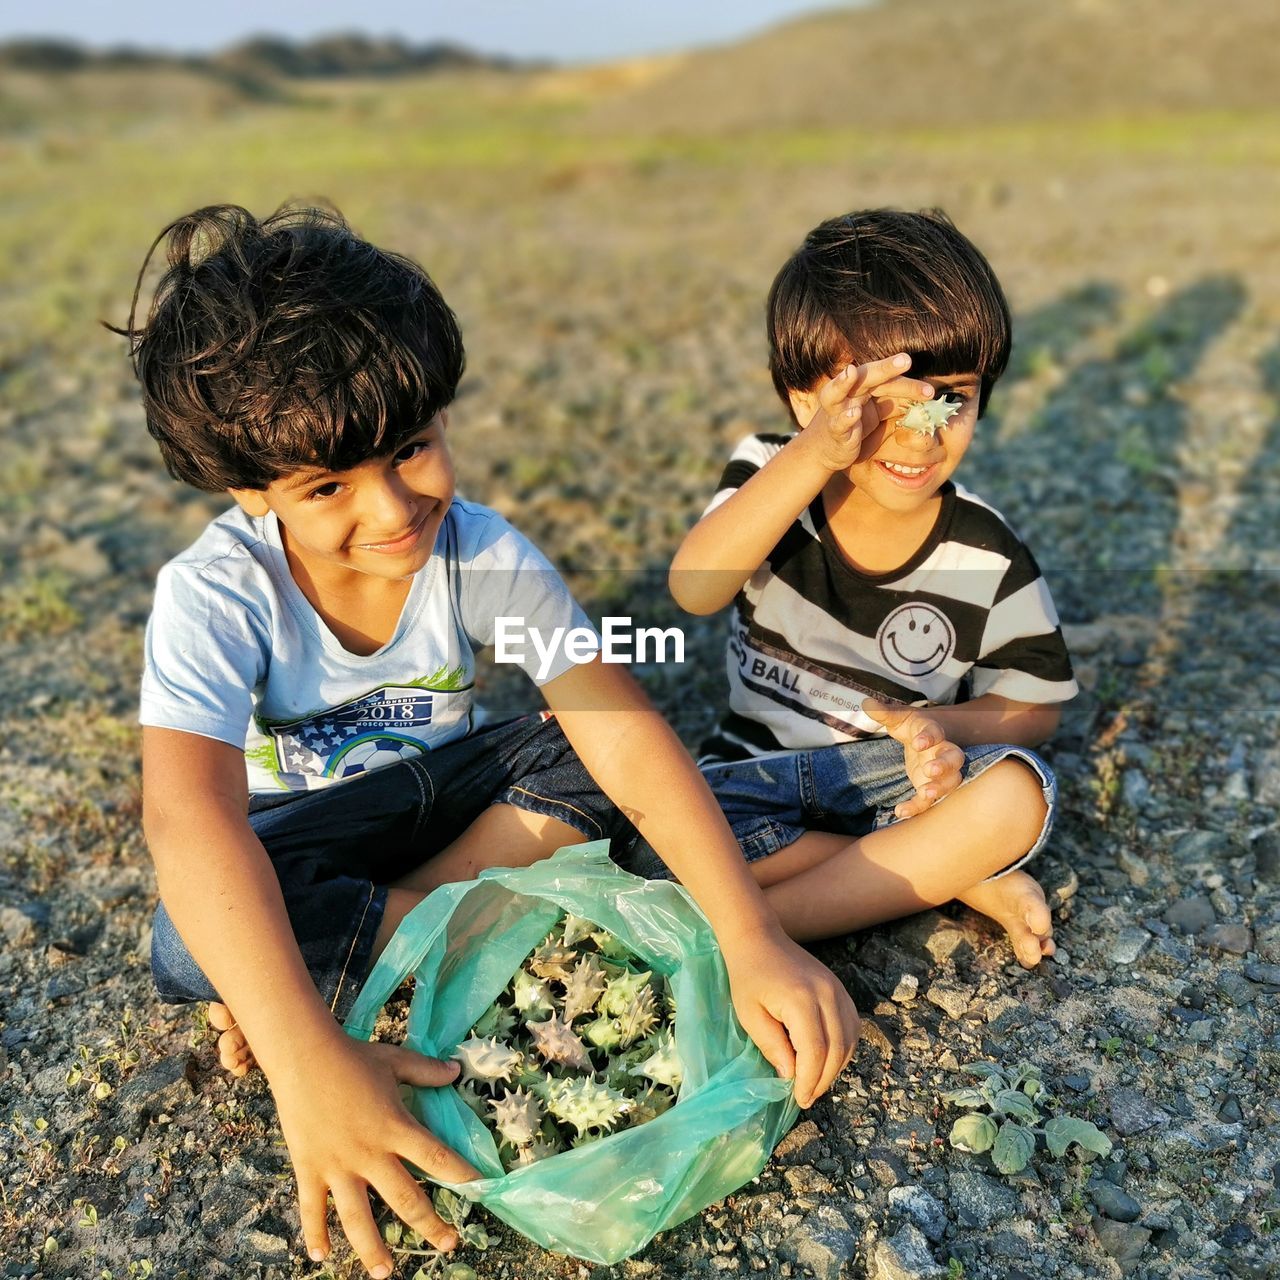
[561, 953, 608, 1022]
[488, 1087, 545, 1148]
[559, 913, 599, 949]
[471, 1000, 518, 1041]
[545, 1076, 632, 1136]
[898, 396, 961, 435]
[526, 1013, 593, 1071]
[614, 984, 659, 1049]
[528, 938, 577, 982]
[599, 969, 653, 1018]
[454, 1036, 523, 1090]
[630, 1028, 682, 1091]
[512, 969, 555, 1020]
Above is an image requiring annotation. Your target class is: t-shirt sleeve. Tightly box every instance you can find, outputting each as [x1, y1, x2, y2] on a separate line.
[139, 562, 270, 747]
[455, 510, 599, 686]
[701, 434, 786, 518]
[970, 541, 1079, 704]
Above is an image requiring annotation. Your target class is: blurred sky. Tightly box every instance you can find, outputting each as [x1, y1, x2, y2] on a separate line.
[3, 0, 865, 63]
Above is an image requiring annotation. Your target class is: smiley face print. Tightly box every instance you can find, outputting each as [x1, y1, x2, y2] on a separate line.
[876, 603, 956, 678]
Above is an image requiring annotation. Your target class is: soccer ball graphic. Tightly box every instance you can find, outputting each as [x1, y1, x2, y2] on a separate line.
[328, 734, 424, 779]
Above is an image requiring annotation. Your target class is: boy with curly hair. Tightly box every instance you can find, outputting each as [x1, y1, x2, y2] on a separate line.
[123, 205, 856, 1277]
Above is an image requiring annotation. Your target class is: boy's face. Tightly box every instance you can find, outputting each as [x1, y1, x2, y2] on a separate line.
[229, 413, 455, 585]
[790, 369, 981, 515]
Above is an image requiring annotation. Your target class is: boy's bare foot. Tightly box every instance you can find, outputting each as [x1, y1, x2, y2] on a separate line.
[207, 1002, 256, 1076]
[956, 870, 1056, 968]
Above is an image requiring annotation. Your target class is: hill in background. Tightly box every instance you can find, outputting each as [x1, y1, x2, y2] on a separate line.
[582, 0, 1280, 134]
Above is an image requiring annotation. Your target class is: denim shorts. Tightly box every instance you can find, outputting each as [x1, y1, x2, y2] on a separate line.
[627, 736, 1056, 883]
[150, 713, 637, 1021]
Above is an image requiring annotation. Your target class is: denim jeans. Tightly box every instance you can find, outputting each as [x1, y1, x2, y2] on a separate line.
[150, 713, 637, 1020]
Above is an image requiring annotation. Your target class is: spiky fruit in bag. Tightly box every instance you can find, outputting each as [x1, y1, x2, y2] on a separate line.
[545, 1076, 633, 1136]
[471, 999, 518, 1041]
[526, 1012, 593, 1071]
[602, 1043, 652, 1092]
[456, 1080, 489, 1120]
[613, 984, 659, 1049]
[559, 913, 599, 949]
[583, 1013, 626, 1053]
[630, 1027, 682, 1091]
[599, 969, 653, 1018]
[515, 1132, 563, 1167]
[561, 953, 608, 1022]
[528, 938, 577, 982]
[488, 1087, 545, 1149]
[623, 1084, 676, 1127]
[512, 968, 555, 1020]
[589, 929, 634, 961]
[454, 1036, 523, 1090]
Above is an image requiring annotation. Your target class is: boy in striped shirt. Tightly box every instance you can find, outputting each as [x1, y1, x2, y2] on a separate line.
[668, 209, 1077, 967]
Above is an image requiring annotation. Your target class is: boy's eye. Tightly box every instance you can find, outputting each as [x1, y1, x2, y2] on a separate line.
[395, 435, 435, 464]
[306, 482, 341, 500]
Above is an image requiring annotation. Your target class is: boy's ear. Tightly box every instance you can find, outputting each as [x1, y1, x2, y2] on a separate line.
[788, 386, 821, 428]
[228, 487, 271, 517]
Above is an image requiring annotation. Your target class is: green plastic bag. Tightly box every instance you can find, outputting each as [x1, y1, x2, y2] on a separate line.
[344, 841, 799, 1264]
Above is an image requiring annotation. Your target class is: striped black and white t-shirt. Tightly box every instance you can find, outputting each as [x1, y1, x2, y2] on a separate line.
[700, 434, 1078, 762]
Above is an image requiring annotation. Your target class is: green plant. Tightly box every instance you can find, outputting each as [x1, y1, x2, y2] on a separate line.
[942, 1061, 1112, 1175]
[383, 1187, 490, 1280]
[947, 1259, 967, 1279]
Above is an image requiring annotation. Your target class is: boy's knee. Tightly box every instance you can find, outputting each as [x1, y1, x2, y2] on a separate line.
[970, 758, 1049, 850]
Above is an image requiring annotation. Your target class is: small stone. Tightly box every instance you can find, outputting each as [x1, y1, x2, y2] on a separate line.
[1163, 896, 1216, 933]
[870, 1222, 946, 1279]
[866, 1150, 909, 1188]
[1216, 1096, 1244, 1124]
[1114, 845, 1149, 886]
[774, 1119, 823, 1165]
[1109, 927, 1148, 964]
[1215, 972, 1257, 1005]
[949, 1171, 1017, 1229]
[780, 1205, 859, 1280]
[886, 1186, 947, 1243]
[783, 1165, 835, 1196]
[1200, 923, 1253, 955]
[1243, 962, 1280, 985]
[891, 974, 919, 1003]
[1108, 1088, 1170, 1137]
[0, 906, 38, 946]
[923, 928, 972, 966]
[1061, 1073, 1091, 1093]
[1253, 746, 1280, 806]
[925, 981, 974, 1019]
[1252, 829, 1280, 882]
[1171, 830, 1234, 862]
[1091, 1217, 1151, 1274]
[114, 1054, 195, 1135]
[241, 1229, 290, 1264]
[1089, 1181, 1142, 1223]
[1187, 1018, 1214, 1043]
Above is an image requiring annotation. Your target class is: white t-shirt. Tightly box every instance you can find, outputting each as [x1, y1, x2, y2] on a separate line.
[140, 498, 595, 794]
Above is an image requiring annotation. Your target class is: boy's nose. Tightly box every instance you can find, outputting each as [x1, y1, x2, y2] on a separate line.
[363, 477, 419, 534]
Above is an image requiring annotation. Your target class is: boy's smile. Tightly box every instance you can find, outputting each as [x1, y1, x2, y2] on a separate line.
[229, 413, 455, 589]
[790, 367, 981, 523]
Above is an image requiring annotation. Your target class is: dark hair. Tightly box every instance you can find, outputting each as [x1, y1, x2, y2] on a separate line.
[767, 208, 1011, 419]
[110, 203, 465, 491]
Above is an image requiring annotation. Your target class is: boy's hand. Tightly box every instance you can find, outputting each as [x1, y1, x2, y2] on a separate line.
[802, 354, 934, 472]
[270, 1034, 480, 1277]
[862, 696, 965, 820]
[720, 924, 861, 1108]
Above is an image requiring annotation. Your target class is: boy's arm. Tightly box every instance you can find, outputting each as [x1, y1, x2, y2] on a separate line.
[142, 728, 478, 1275]
[541, 659, 860, 1108]
[670, 355, 932, 615]
[920, 693, 1062, 749]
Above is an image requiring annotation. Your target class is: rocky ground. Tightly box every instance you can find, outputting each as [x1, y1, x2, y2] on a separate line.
[1, 71, 1278, 1280]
